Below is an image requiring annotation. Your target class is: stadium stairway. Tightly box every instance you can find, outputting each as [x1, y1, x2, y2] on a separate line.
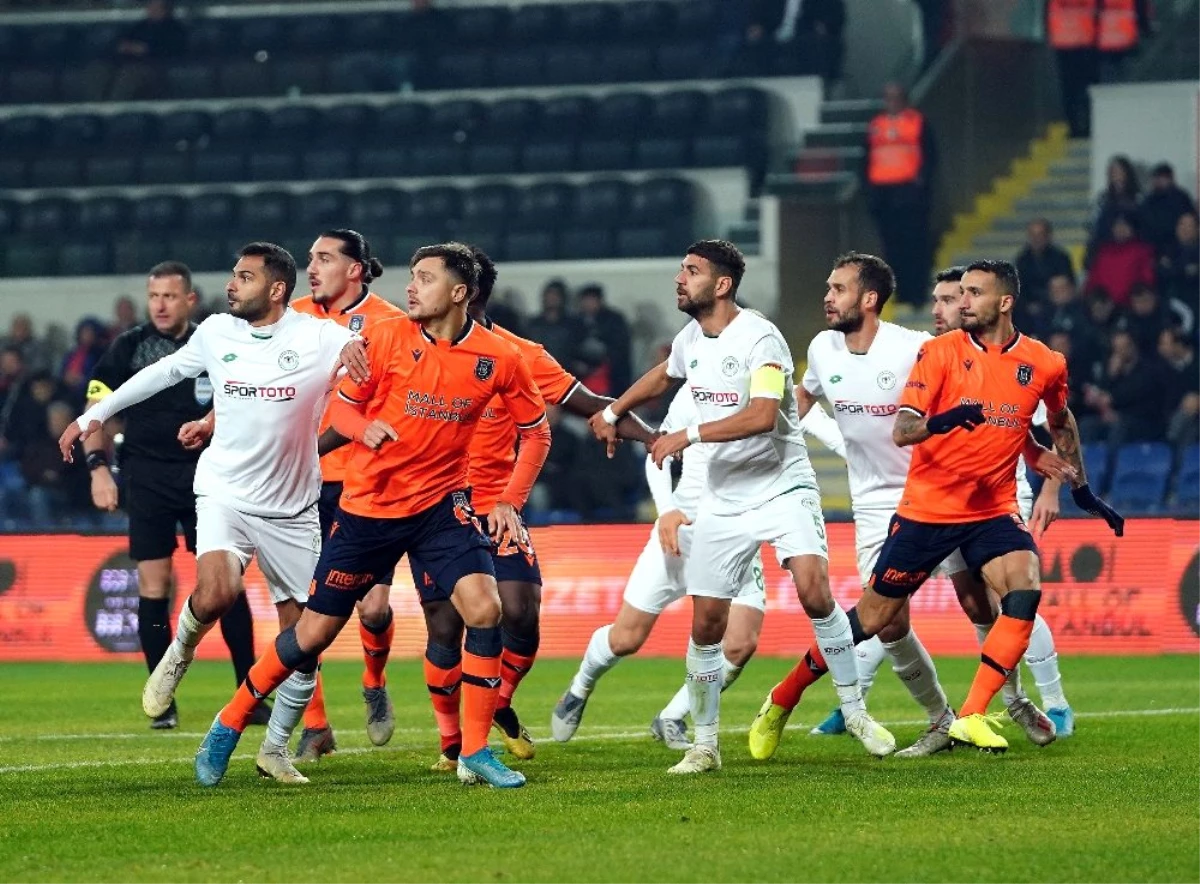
[938, 123, 1092, 271]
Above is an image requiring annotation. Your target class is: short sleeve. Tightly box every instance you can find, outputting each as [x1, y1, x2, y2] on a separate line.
[500, 352, 548, 430]
[1041, 352, 1069, 414]
[319, 319, 356, 375]
[666, 327, 690, 379]
[898, 340, 944, 417]
[336, 321, 386, 405]
[529, 344, 579, 405]
[87, 333, 135, 400]
[746, 333, 789, 373]
[801, 341, 823, 397]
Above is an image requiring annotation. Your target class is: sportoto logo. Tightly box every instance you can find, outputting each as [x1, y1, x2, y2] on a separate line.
[691, 388, 740, 406]
[223, 380, 297, 401]
[833, 400, 898, 416]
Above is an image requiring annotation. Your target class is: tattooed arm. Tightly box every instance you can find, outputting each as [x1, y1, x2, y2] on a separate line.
[893, 410, 931, 446]
[1044, 406, 1085, 489]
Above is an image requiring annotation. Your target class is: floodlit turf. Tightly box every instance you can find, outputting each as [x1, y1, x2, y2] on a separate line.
[0, 655, 1196, 883]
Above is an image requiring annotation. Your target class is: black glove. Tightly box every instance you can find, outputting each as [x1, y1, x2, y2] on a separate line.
[1071, 484, 1125, 537]
[926, 403, 986, 435]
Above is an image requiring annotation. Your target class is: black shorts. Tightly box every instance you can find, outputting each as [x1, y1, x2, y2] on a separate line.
[124, 458, 197, 562]
[410, 511, 542, 596]
[307, 490, 493, 618]
[869, 512, 1039, 599]
[319, 481, 393, 584]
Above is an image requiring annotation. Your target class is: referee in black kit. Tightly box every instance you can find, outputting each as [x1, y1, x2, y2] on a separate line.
[83, 261, 266, 729]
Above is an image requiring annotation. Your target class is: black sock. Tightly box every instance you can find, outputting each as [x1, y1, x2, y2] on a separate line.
[219, 593, 256, 686]
[137, 596, 172, 675]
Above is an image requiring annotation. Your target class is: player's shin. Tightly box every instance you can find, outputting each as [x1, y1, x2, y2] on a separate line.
[461, 627, 503, 757]
[771, 645, 828, 710]
[812, 607, 865, 717]
[264, 669, 316, 750]
[854, 635, 888, 699]
[303, 660, 329, 730]
[974, 622, 1026, 704]
[883, 630, 952, 726]
[424, 642, 463, 755]
[686, 639, 724, 748]
[570, 624, 621, 699]
[220, 628, 313, 732]
[360, 606, 394, 689]
[174, 597, 217, 653]
[961, 590, 1040, 717]
[499, 626, 538, 710]
[219, 592, 257, 685]
[1025, 614, 1068, 710]
[137, 596, 172, 673]
[662, 654, 742, 721]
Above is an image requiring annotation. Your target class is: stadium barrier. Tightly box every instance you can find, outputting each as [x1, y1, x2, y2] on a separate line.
[0, 520, 1196, 662]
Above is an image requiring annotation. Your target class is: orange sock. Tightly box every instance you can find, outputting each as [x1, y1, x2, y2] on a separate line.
[461, 650, 502, 757]
[303, 661, 329, 730]
[498, 648, 536, 710]
[424, 655, 462, 754]
[770, 643, 828, 711]
[219, 642, 291, 732]
[960, 614, 1035, 716]
[360, 609, 394, 690]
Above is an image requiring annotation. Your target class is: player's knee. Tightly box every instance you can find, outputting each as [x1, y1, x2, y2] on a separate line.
[608, 622, 647, 656]
[457, 593, 501, 629]
[422, 601, 464, 647]
[358, 591, 391, 626]
[1000, 588, 1041, 621]
[876, 618, 909, 644]
[276, 626, 319, 673]
[498, 592, 540, 639]
[723, 633, 758, 667]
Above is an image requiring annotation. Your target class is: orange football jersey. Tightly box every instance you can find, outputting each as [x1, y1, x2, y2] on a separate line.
[897, 330, 1068, 523]
[291, 290, 403, 483]
[336, 316, 547, 519]
[469, 321, 579, 513]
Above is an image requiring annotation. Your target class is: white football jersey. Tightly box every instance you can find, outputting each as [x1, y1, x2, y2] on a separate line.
[80, 309, 355, 517]
[667, 309, 817, 514]
[1015, 401, 1048, 509]
[803, 322, 929, 513]
[656, 383, 710, 519]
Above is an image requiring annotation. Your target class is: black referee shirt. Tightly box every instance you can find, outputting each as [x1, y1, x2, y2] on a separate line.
[87, 322, 211, 464]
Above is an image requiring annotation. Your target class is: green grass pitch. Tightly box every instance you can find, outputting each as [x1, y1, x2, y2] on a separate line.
[0, 655, 1196, 883]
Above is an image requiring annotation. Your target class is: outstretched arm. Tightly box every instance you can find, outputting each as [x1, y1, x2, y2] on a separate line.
[562, 384, 656, 445]
[1046, 405, 1124, 536]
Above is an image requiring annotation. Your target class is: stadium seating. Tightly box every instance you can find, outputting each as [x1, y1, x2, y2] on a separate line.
[1170, 445, 1200, 515]
[0, 88, 768, 190]
[0, 0, 837, 105]
[1106, 442, 1173, 514]
[0, 177, 697, 276]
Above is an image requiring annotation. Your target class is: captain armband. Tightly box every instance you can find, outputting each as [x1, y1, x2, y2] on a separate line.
[86, 379, 113, 401]
[748, 364, 785, 399]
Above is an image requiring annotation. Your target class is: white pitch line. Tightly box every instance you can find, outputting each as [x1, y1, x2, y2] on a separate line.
[0, 707, 1195, 776]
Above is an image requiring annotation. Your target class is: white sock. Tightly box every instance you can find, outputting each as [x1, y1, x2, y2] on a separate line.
[264, 670, 315, 750]
[173, 597, 215, 652]
[883, 630, 951, 725]
[1025, 614, 1068, 709]
[975, 622, 1023, 705]
[854, 635, 888, 699]
[661, 655, 742, 721]
[570, 625, 620, 699]
[686, 639, 723, 748]
[811, 608, 864, 717]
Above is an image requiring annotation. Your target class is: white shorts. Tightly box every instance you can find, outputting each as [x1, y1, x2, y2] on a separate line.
[686, 488, 827, 599]
[623, 522, 766, 615]
[938, 496, 1035, 576]
[195, 496, 322, 605]
[853, 508, 894, 586]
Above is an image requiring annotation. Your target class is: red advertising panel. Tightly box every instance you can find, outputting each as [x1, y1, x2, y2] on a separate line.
[0, 520, 1195, 662]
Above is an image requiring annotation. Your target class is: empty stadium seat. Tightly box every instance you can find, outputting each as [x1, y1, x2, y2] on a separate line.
[522, 139, 576, 173]
[104, 112, 157, 150]
[6, 69, 58, 104]
[543, 48, 602, 85]
[192, 150, 246, 184]
[455, 6, 509, 45]
[505, 230, 557, 261]
[239, 191, 293, 233]
[489, 50, 543, 88]
[248, 150, 299, 182]
[52, 113, 105, 150]
[1, 115, 50, 154]
[268, 105, 323, 142]
[562, 3, 620, 39]
[132, 195, 185, 231]
[0, 158, 24, 189]
[357, 147, 409, 179]
[218, 61, 273, 99]
[595, 93, 655, 136]
[140, 150, 191, 185]
[85, 155, 138, 187]
[344, 13, 399, 51]
[485, 99, 541, 142]
[655, 41, 707, 79]
[0, 200, 18, 236]
[512, 182, 574, 231]
[348, 188, 408, 231]
[468, 143, 522, 175]
[559, 227, 616, 259]
[635, 137, 691, 169]
[461, 184, 518, 226]
[1171, 445, 1200, 514]
[165, 237, 228, 273]
[710, 87, 770, 134]
[507, 5, 561, 43]
[575, 179, 633, 227]
[302, 148, 355, 181]
[405, 186, 462, 236]
[598, 45, 657, 83]
[60, 241, 111, 275]
[376, 102, 430, 138]
[165, 64, 217, 100]
[577, 138, 633, 171]
[322, 104, 377, 139]
[1107, 442, 1173, 512]
[29, 156, 83, 188]
[212, 108, 269, 147]
[185, 192, 241, 230]
[408, 143, 466, 177]
[296, 189, 349, 228]
[617, 2, 676, 40]
[159, 110, 211, 145]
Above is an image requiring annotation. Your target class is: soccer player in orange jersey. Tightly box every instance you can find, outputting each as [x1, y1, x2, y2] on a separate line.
[761, 260, 1123, 753]
[289, 230, 404, 762]
[415, 246, 655, 772]
[195, 243, 552, 789]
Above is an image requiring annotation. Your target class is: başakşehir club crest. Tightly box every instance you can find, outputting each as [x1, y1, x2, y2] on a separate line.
[1016, 363, 1034, 386]
[475, 356, 495, 381]
[349, 314, 365, 333]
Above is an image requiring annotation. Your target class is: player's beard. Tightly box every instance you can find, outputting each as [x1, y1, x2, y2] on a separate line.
[229, 291, 272, 323]
[677, 285, 715, 318]
[960, 303, 998, 333]
[828, 303, 864, 334]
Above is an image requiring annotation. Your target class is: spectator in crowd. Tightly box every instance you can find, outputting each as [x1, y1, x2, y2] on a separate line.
[1046, 330, 1101, 420]
[1158, 328, 1199, 452]
[0, 348, 43, 463]
[1086, 211, 1156, 307]
[1086, 155, 1141, 267]
[1117, 283, 1172, 356]
[1161, 328, 1200, 450]
[576, 284, 632, 397]
[528, 405, 580, 514]
[863, 82, 936, 308]
[1159, 210, 1199, 339]
[0, 314, 50, 375]
[1079, 329, 1165, 446]
[742, 0, 847, 89]
[109, 296, 139, 339]
[108, 0, 189, 101]
[1015, 217, 1076, 326]
[526, 279, 579, 370]
[21, 402, 90, 525]
[1037, 273, 1089, 340]
[58, 318, 108, 405]
[484, 289, 525, 338]
[1141, 163, 1197, 256]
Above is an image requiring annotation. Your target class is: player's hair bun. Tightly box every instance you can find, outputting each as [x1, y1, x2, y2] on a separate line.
[367, 258, 384, 280]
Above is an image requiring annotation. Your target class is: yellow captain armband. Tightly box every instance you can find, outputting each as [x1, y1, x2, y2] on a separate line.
[86, 380, 113, 401]
[749, 364, 785, 398]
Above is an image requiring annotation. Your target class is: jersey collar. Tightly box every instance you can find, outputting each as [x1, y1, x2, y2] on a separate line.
[967, 330, 1022, 353]
[418, 315, 476, 346]
[339, 286, 371, 315]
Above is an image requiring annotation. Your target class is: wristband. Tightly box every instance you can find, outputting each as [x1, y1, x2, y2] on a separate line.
[85, 451, 109, 472]
[686, 424, 702, 445]
[601, 404, 621, 426]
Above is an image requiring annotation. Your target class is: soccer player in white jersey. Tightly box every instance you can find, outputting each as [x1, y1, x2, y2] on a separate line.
[745, 253, 958, 760]
[59, 242, 367, 784]
[588, 240, 893, 774]
[551, 383, 767, 750]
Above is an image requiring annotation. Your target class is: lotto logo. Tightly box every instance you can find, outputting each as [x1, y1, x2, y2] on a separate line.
[223, 381, 297, 401]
